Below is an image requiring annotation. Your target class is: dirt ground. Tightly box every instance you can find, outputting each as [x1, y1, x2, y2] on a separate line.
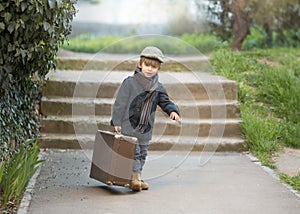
[275, 148, 300, 176]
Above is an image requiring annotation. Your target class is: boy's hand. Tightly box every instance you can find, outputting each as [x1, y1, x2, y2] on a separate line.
[169, 112, 180, 122]
[114, 126, 121, 133]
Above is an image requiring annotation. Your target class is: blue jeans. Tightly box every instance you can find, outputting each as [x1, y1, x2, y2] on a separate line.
[132, 140, 149, 174]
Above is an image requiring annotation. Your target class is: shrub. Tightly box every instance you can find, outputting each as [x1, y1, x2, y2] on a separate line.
[242, 26, 268, 50]
[242, 26, 300, 50]
[273, 29, 300, 48]
[0, 0, 76, 159]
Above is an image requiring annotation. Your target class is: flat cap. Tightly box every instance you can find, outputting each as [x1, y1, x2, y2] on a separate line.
[140, 46, 164, 63]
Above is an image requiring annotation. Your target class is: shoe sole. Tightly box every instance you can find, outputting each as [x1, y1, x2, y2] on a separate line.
[131, 185, 142, 192]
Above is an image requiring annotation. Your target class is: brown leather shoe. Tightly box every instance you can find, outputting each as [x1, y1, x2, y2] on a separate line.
[141, 180, 149, 190]
[130, 173, 141, 192]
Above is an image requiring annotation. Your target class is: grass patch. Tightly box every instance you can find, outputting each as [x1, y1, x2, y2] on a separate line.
[211, 47, 300, 167]
[254, 65, 300, 122]
[0, 139, 44, 212]
[281, 123, 300, 148]
[280, 173, 300, 192]
[63, 35, 122, 53]
[240, 104, 282, 167]
[62, 33, 222, 54]
[181, 33, 223, 53]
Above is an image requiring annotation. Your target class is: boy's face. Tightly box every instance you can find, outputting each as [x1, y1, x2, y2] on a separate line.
[141, 61, 160, 78]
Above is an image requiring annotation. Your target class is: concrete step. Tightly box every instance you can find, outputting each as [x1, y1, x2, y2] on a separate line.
[56, 51, 211, 71]
[39, 133, 245, 152]
[43, 70, 237, 101]
[41, 97, 240, 119]
[40, 69, 243, 151]
[41, 116, 242, 138]
[56, 56, 211, 72]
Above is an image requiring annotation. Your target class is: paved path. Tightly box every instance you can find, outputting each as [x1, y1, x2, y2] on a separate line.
[26, 150, 300, 214]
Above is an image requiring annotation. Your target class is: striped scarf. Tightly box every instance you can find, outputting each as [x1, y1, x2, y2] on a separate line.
[133, 67, 158, 133]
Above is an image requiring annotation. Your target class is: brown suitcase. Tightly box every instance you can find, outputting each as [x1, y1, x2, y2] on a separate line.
[90, 130, 137, 187]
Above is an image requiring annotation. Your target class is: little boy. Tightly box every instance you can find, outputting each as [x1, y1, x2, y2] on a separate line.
[111, 46, 180, 192]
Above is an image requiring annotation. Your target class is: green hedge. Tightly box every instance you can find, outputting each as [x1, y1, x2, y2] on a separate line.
[0, 0, 76, 159]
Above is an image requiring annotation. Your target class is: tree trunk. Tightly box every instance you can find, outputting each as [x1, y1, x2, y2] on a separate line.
[230, 0, 250, 51]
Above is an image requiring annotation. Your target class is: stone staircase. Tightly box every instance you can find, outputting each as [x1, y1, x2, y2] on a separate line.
[40, 67, 245, 152]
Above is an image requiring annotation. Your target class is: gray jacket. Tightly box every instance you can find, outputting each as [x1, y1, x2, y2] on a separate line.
[111, 74, 179, 141]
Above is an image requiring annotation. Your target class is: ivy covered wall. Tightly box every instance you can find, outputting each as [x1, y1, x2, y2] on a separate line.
[0, 0, 77, 160]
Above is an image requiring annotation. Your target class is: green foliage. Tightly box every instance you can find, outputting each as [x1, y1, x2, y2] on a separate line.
[0, 139, 44, 207]
[0, 0, 76, 82]
[243, 27, 300, 50]
[273, 29, 300, 48]
[205, 0, 232, 41]
[0, 0, 76, 159]
[206, 0, 300, 49]
[61, 34, 222, 54]
[0, 80, 39, 159]
[248, 0, 300, 31]
[280, 173, 300, 192]
[242, 26, 268, 50]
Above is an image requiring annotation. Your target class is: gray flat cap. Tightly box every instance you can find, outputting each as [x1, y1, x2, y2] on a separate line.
[140, 46, 164, 63]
